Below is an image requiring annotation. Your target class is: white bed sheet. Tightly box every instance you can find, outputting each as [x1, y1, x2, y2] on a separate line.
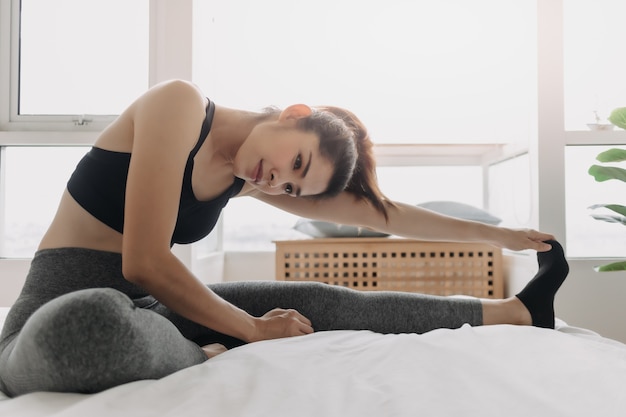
[1, 307, 625, 417]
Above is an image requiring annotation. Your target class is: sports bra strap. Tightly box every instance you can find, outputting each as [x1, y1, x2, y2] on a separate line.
[190, 98, 216, 158]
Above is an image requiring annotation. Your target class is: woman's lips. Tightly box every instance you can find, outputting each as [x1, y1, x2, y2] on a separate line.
[252, 160, 263, 183]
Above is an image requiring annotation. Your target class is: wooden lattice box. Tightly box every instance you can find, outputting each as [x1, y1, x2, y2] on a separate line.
[275, 238, 503, 298]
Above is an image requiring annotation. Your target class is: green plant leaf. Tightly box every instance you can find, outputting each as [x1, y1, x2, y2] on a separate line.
[608, 107, 626, 129]
[588, 204, 626, 217]
[596, 148, 626, 163]
[588, 165, 626, 183]
[589, 213, 626, 225]
[595, 261, 626, 272]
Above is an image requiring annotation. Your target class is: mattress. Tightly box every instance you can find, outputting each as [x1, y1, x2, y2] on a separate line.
[1, 306, 625, 416]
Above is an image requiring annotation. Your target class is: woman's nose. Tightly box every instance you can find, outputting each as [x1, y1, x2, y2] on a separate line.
[269, 172, 280, 188]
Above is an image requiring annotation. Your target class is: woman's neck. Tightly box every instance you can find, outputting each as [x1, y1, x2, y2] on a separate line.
[208, 105, 276, 162]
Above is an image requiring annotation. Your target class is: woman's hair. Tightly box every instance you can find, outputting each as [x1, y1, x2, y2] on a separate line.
[295, 106, 394, 221]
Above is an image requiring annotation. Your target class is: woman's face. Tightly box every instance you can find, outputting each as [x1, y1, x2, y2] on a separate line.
[234, 121, 333, 197]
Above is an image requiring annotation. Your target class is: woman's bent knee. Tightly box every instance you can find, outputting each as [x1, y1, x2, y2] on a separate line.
[1, 288, 148, 395]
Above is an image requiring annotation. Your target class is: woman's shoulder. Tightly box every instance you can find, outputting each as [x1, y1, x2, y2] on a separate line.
[151, 79, 204, 98]
[130, 79, 207, 115]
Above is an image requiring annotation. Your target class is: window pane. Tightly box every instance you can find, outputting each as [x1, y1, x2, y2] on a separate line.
[193, 0, 536, 145]
[223, 198, 303, 252]
[376, 166, 483, 207]
[564, 0, 626, 130]
[565, 145, 626, 257]
[2, 147, 88, 258]
[19, 0, 149, 115]
[487, 154, 532, 229]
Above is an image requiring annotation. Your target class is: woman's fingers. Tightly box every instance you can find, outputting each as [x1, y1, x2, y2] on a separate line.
[280, 309, 314, 335]
[298, 322, 314, 335]
[288, 309, 312, 327]
[256, 308, 315, 340]
[501, 228, 556, 252]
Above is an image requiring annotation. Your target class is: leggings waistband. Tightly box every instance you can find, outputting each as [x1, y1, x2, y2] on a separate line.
[22, 247, 147, 299]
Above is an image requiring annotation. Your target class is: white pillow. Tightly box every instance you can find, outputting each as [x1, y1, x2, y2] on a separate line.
[416, 201, 502, 225]
[293, 219, 389, 238]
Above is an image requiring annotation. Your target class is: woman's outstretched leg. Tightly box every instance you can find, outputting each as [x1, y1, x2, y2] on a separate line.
[186, 281, 484, 339]
[179, 240, 568, 346]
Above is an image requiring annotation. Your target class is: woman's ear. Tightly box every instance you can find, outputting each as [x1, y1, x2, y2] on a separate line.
[279, 104, 312, 121]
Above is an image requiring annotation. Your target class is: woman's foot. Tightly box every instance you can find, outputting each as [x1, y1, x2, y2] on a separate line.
[515, 240, 569, 328]
[482, 296, 532, 326]
[202, 343, 228, 359]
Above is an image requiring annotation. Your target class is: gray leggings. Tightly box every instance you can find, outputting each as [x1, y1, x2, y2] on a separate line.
[0, 248, 482, 397]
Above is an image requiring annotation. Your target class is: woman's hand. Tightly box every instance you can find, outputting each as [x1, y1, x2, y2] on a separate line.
[496, 228, 555, 252]
[250, 308, 314, 342]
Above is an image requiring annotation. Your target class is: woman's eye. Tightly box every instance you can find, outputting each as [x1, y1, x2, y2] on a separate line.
[285, 184, 293, 195]
[294, 154, 302, 170]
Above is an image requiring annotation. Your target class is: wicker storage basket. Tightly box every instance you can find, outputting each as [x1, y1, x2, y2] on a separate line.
[275, 238, 503, 298]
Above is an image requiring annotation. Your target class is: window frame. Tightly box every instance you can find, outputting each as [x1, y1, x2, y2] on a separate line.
[535, 0, 626, 258]
[0, 0, 116, 132]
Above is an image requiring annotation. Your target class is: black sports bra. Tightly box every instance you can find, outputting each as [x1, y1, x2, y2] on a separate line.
[67, 99, 245, 245]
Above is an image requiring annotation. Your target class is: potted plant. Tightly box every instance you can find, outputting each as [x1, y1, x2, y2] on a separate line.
[587, 110, 615, 131]
[587, 107, 626, 271]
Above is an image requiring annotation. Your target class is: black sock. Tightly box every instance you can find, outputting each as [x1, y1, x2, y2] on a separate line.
[515, 240, 569, 329]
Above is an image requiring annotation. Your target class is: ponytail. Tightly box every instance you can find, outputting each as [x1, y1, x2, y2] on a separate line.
[307, 106, 395, 221]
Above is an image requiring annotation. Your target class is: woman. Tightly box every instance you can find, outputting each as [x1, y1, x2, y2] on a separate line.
[0, 80, 567, 397]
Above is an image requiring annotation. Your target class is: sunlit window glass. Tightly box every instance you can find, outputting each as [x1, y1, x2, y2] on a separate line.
[565, 146, 626, 258]
[223, 199, 302, 252]
[193, 0, 536, 146]
[2, 147, 88, 258]
[376, 166, 483, 207]
[487, 154, 532, 229]
[564, 0, 626, 130]
[19, 0, 149, 115]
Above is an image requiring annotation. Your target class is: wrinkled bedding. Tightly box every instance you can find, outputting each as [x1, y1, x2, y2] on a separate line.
[1, 307, 624, 417]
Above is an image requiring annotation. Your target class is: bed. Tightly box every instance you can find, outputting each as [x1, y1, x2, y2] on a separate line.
[1, 306, 625, 416]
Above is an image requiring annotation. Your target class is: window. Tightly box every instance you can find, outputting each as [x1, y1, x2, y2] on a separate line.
[2, 146, 88, 258]
[376, 166, 483, 207]
[223, 199, 302, 252]
[193, 0, 537, 250]
[193, 0, 536, 146]
[565, 145, 626, 258]
[487, 153, 532, 229]
[564, 0, 626, 130]
[562, 0, 626, 258]
[0, 0, 149, 258]
[17, 0, 149, 118]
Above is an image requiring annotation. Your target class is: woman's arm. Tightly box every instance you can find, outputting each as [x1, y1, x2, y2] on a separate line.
[382, 201, 553, 252]
[250, 190, 554, 252]
[121, 80, 312, 342]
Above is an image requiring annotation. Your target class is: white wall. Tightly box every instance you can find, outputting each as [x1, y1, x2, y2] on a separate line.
[555, 260, 626, 343]
[0, 259, 30, 306]
[223, 252, 276, 282]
